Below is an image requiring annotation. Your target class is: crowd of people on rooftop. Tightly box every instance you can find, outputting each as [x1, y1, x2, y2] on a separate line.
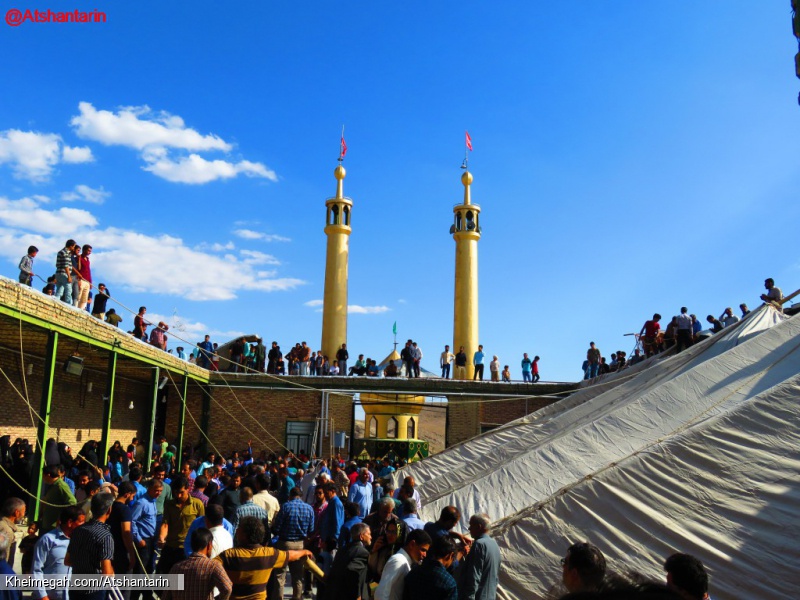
[582, 278, 786, 381]
[0, 436, 714, 600]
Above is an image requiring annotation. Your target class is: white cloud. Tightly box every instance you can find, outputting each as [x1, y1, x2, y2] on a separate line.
[240, 249, 281, 266]
[0, 130, 62, 182]
[146, 311, 244, 343]
[71, 102, 231, 152]
[0, 130, 94, 182]
[61, 184, 111, 204]
[233, 229, 290, 242]
[143, 154, 276, 184]
[349, 305, 391, 314]
[61, 145, 94, 164]
[302, 300, 390, 315]
[70, 102, 277, 185]
[0, 195, 305, 301]
[195, 241, 235, 252]
[0, 196, 98, 236]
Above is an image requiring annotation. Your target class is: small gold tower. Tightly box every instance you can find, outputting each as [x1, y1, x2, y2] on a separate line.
[321, 165, 353, 362]
[451, 170, 481, 379]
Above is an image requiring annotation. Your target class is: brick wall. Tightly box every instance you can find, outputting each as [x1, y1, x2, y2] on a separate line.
[1, 351, 151, 453]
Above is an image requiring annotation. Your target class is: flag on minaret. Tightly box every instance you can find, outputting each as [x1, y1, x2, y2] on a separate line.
[340, 133, 348, 160]
[465, 131, 473, 151]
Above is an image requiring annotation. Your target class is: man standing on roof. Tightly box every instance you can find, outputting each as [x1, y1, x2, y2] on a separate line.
[440, 345, 454, 379]
[454, 346, 467, 380]
[73, 244, 92, 310]
[639, 314, 661, 358]
[18, 245, 37, 286]
[586, 342, 601, 379]
[54, 239, 75, 304]
[675, 307, 694, 353]
[472, 345, 485, 381]
[401, 340, 414, 378]
[760, 278, 783, 310]
[411, 342, 423, 378]
[719, 308, 739, 328]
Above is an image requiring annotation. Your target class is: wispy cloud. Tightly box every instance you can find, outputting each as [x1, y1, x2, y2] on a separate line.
[349, 305, 391, 314]
[61, 184, 111, 204]
[233, 228, 291, 242]
[71, 102, 276, 185]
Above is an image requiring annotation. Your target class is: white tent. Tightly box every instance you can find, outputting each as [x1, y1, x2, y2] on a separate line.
[398, 306, 799, 599]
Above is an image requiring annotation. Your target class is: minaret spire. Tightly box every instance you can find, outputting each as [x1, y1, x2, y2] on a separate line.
[321, 151, 353, 366]
[451, 166, 481, 380]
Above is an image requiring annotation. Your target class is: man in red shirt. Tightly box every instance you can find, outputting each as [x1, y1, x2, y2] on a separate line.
[74, 244, 93, 310]
[639, 313, 662, 358]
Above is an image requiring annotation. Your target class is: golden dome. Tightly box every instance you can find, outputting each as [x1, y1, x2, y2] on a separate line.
[361, 393, 425, 415]
[461, 171, 473, 186]
[334, 165, 346, 180]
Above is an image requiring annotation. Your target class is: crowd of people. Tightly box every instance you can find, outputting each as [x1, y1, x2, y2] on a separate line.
[582, 278, 786, 381]
[17, 242, 552, 383]
[0, 437, 714, 600]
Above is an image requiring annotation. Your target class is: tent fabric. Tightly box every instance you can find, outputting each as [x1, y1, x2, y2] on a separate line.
[397, 306, 798, 599]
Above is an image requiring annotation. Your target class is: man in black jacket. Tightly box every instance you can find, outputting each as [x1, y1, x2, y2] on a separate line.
[323, 522, 371, 600]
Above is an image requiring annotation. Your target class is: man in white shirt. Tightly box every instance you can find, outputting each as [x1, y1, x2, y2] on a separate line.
[440, 345, 454, 379]
[252, 473, 280, 525]
[675, 307, 694, 353]
[374, 529, 432, 600]
[411, 343, 423, 378]
[718, 308, 740, 328]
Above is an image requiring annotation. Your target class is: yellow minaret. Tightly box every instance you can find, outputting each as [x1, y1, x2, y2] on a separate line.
[321, 164, 352, 362]
[451, 170, 481, 379]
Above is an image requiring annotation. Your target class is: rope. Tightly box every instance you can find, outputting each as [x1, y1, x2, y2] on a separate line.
[163, 370, 224, 459]
[0, 461, 79, 508]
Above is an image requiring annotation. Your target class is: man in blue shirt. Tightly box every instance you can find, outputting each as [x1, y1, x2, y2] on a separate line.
[271, 487, 315, 600]
[32, 506, 85, 600]
[473, 345, 486, 381]
[131, 478, 162, 599]
[348, 468, 373, 519]
[320, 482, 345, 546]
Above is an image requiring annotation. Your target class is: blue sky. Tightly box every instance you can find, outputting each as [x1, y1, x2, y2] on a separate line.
[1, 2, 798, 382]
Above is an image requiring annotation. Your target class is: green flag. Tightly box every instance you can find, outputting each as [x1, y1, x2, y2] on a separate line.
[392, 321, 397, 335]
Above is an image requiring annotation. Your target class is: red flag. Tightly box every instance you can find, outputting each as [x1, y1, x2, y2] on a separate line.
[340, 135, 348, 159]
[465, 131, 473, 151]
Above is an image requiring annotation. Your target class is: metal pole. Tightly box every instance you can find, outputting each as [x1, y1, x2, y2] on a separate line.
[100, 351, 118, 467]
[200, 384, 212, 456]
[349, 399, 356, 459]
[31, 331, 58, 522]
[146, 367, 160, 474]
[175, 375, 189, 468]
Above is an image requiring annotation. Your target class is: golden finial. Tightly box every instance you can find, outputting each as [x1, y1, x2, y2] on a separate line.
[334, 165, 346, 198]
[461, 170, 472, 205]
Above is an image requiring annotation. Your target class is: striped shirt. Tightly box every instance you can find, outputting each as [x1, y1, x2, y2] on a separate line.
[166, 552, 232, 600]
[66, 519, 114, 574]
[215, 545, 287, 600]
[55, 247, 72, 275]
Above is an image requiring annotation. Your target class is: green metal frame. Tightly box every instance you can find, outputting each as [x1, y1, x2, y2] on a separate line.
[99, 351, 117, 467]
[31, 331, 58, 522]
[0, 303, 210, 382]
[200, 384, 212, 456]
[146, 367, 160, 473]
[175, 375, 189, 468]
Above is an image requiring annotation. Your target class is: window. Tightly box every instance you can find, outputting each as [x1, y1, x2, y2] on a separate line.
[343, 206, 350, 226]
[407, 417, 415, 439]
[368, 417, 377, 438]
[331, 205, 340, 225]
[286, 421, 316, 455]
[387, 417, 398, 439]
